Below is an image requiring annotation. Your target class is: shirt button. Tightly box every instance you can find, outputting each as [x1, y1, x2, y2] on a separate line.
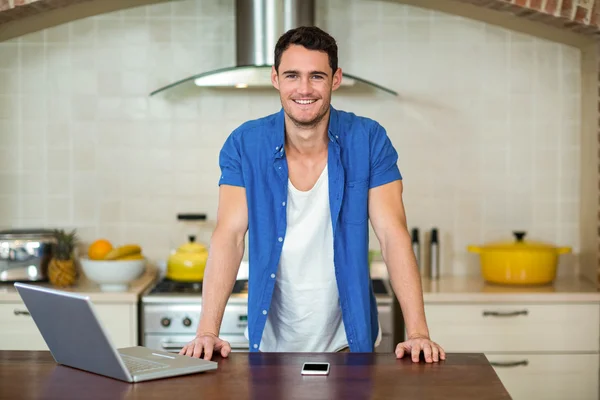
[270, 273, 275, 278]
[276, 146, 279, 150]
[282, 202, 286, 206]
[262, 310, 267, 315]
[278, 166, 281, 170]
[253, 344, 258, 349]
[336, 135, 339, 139]
[278, 237, 283, 242]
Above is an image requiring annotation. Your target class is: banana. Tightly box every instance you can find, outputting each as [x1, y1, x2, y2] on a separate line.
[103, 244, 142, 260]
[116, 253, 144, 261]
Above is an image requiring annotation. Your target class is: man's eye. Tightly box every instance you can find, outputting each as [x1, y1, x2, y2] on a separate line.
[286, 74, 297, 79]
[312, 75, 324, 80]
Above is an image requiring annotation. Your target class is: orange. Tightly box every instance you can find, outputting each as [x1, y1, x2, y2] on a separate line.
[88, 239, 113, 260]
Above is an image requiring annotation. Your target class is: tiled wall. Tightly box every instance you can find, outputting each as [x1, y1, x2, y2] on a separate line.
[0, 0, 582, 277]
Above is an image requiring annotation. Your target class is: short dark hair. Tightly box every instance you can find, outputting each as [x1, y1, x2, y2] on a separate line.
[274, 26, 338, 74]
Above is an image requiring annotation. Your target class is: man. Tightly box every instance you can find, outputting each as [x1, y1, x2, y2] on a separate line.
[180, 26, 445, 363]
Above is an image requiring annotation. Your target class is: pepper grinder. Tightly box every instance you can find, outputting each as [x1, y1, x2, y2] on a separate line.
[429, 228, 440, 280]
[411, 228, 422, 275]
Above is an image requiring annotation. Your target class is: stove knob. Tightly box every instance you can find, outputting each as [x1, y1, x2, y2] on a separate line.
[183, 317, 192, 327]
[160, 317, 171, 327]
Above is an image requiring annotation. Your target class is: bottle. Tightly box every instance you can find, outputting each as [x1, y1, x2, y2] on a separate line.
[429, 228, 439, 280]
[411, 228, 421, 275]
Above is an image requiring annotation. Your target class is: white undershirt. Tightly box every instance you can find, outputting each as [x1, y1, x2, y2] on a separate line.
[259, 164, 349, 352]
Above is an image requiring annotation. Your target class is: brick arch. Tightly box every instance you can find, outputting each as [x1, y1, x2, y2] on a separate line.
[0, 0, 599, 35]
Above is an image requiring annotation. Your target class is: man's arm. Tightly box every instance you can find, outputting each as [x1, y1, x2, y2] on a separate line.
[368, 179, 445, 363]
[180, 184, 248, 359]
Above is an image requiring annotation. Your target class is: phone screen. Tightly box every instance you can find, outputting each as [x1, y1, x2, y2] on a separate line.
[303, 363, 329, 371]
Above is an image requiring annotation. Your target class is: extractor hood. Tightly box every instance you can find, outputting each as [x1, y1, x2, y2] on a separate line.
[149, 0, 398, 97]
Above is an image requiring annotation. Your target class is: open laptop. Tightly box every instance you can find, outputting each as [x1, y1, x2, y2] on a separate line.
[14, 282, 218, 382]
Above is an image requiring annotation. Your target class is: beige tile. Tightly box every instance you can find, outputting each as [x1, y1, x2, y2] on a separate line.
[46, 24, 70, 43]
[99, 199, 122, 224]
[0, 45, 18, 69]
[20, 146, 44, 171]
[47, 149, 71, 171]
[19, 172, 44, 196]
[0, 95, 16, 120]
[0, 148, 18, 171]
[20, 195, 45, 220]
[0, 70, 18, 94]
[46, 196, 71, 223]
[73, 146, 96, 171]
[73, 194, 98, 223]
[46, 172, 71, 196]
[0, 195, 18, 221]
[70, 19, 95, 44]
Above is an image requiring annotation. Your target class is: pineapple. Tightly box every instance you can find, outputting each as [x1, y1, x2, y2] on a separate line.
[48, 229, 78, 287]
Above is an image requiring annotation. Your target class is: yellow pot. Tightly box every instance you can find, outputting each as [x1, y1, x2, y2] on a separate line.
[166, 236, 208, 282]
[467, 231, 571, 285]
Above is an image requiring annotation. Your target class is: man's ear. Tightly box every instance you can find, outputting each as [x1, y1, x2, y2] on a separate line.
[271, 66, 280, 90]
[332, 67, 343, 91]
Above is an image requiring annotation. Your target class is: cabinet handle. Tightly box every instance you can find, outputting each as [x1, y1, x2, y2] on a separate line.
[490, 360, 529, 368]
[13, 309, 30, 316]
[482, 310, 528, 317]
[161, 342, 249, 351]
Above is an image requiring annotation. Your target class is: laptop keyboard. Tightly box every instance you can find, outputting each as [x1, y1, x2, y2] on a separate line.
[120, 354, 170, 373]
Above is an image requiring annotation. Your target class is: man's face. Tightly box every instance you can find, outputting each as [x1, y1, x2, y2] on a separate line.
[272, 45, 342, 129]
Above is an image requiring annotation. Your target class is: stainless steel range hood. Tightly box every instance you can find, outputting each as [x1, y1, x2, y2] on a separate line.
[149, 0, 397, 97]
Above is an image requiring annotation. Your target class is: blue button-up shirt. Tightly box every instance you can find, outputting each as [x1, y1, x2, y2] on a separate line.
[218, 106, 402, 352]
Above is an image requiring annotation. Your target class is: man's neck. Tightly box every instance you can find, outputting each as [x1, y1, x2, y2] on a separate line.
[284, 112, 330, 158]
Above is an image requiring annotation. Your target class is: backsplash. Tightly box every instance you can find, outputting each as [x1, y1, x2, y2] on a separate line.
[0, 0, 582, 276]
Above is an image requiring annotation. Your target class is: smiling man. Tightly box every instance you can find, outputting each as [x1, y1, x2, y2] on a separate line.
[180, 26, 445, 363]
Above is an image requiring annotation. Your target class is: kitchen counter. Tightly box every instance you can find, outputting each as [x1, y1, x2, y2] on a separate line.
[420, 275, 600, 303]
[0, 267, 158, 304]
[0, 351, 510, 400]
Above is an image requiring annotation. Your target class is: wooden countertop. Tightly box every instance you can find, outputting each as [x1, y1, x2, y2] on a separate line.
[0, 351, 510, 400]
[420, 275, 600, 303]
[0, 267, 158, 304]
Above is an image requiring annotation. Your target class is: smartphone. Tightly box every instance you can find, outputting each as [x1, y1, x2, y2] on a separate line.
[301, 362, 330, 376]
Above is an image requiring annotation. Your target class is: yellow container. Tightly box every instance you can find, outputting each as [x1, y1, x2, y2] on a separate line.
[467, 231, 571, 285]
[166, 236, 209, 282]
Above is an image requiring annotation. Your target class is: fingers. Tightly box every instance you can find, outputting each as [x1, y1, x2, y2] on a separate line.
[431, 343, 439, 362]
[395, 343, 407, 359]
[439, 344, 446, 360]
[411, 344, 421, 363]
[203, 341, 214, 361]
[192, 340, 204, 358]
[220, 340, 232, 358]
[422, 343, 433, 363]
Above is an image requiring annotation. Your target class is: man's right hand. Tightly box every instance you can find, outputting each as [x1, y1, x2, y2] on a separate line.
[179, 333, 232, 360]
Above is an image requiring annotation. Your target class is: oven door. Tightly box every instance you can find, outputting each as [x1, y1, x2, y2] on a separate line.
[144, 334, 249, 353]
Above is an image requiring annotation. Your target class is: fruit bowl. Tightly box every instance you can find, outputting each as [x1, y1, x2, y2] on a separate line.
[80, 257, 146, 292]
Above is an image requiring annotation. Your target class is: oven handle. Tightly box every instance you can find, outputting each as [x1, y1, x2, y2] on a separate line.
[160, 342, 249, 351]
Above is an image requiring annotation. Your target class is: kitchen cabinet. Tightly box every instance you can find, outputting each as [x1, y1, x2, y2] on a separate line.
[424, 302, 600, 400]
[0, 301, 138, 350]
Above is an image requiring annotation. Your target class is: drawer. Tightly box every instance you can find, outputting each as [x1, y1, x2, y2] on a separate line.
[425, 303, 600, 352]
[487, 353, 599, 400]
[0, 302, 47, 350]
[0, 301, 137, 350]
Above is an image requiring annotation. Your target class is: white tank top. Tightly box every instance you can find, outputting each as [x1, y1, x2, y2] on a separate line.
[259, 164, 349, 352]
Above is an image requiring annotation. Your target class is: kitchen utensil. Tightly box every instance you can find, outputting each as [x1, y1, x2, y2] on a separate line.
[429, 228, 439, 280]
[166, 235, 209, 282]
[0, 229, 55, 282]
[467, 231, 571, 285]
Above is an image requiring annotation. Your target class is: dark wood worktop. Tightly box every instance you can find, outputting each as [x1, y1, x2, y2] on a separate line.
[0, 351, 510, 400]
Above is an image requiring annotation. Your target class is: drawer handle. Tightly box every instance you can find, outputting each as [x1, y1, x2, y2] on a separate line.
[490, 360, 529, 368]
[13, 309, 30, 316]
[482, 310, 528, 317]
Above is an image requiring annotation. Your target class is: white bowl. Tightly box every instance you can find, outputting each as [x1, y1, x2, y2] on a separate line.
[80, 257, 146, 292]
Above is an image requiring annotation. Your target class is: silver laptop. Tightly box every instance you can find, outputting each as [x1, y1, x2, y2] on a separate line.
[14, 282, 217, 382]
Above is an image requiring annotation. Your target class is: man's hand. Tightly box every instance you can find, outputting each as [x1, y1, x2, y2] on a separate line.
[395, 334, 446, 363]
[179, 333, 231, 360]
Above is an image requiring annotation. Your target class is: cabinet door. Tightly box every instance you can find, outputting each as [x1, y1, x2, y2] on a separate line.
[94, 304, 137, 348]
[0, 302, 137, 350]
[487, 353, 599, 400]
[424, 303, 600, 352]
[0, 303, 47, 350]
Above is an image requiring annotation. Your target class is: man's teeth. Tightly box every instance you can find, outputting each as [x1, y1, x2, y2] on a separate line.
[294, 99, 316, 105]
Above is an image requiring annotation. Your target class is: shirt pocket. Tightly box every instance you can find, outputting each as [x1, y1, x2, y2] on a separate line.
[341, 179, 369, 224]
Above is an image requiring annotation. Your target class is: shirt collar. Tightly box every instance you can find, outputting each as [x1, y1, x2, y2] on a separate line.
[272, 105, 340, 159]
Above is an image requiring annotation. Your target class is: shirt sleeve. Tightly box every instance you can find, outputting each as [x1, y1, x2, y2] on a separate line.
[218, 131, 245, 187]
[369, 123, 402, 189]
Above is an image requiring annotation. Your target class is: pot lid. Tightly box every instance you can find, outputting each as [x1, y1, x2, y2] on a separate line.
[176, 235, 207, 254]
[479, 231, 560, 252]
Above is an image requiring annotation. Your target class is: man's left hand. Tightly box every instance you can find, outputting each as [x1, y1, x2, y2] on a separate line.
[395, 334, 446, 363]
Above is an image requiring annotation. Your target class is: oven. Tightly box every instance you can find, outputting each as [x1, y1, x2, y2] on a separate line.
[141, 278, 395, 354]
